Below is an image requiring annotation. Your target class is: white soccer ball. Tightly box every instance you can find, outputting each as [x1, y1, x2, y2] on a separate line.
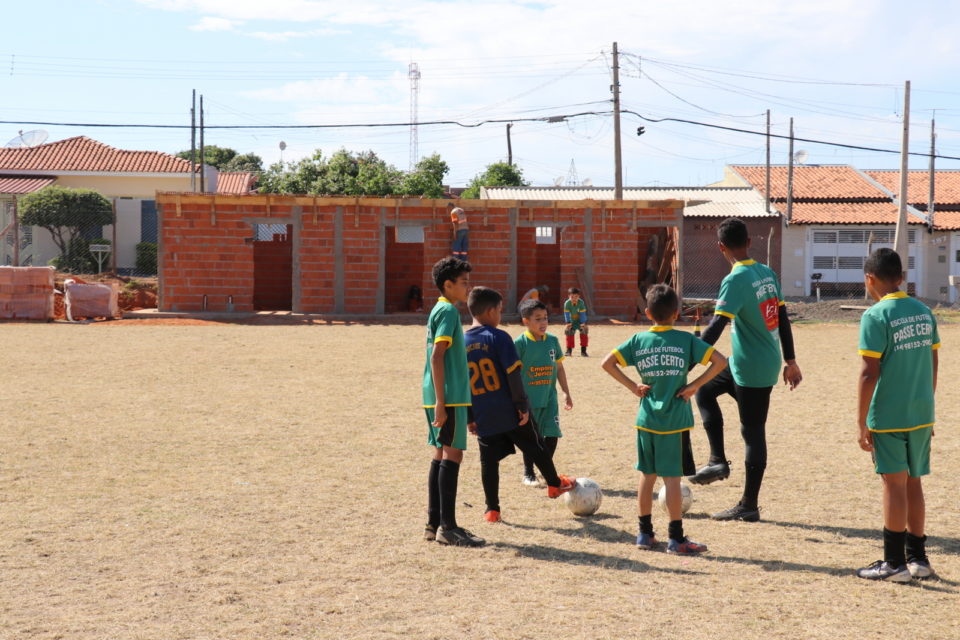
[657, 482, 694, 515]
[563, 477, 602, 516]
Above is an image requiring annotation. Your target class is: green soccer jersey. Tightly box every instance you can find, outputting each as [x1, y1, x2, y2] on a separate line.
[422, 297, 471, 408]
[514, 330, 565, 409]
[613, 326, 714, 433]
[859, 291, 940, 432]
[714, 259, 783, 388]
[564, 298, 587, 325]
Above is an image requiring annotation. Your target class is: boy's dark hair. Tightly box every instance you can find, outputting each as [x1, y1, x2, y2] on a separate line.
[646, 284, 679, 323]
[568, 287, 581, 295]
[864, 247, 903, 282]
[432, 256, 471, 293]
[519, 298, 548, 319]
[468, 286, 502, 318]
[718, 217, 749, 249]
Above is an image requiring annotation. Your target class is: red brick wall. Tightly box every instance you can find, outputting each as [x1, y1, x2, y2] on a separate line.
[156, 195, 681, 317]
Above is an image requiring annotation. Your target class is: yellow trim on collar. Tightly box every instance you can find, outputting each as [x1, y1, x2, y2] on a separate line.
[879, 291, 908, 301]
[524, 330, 546, 341]
[858, 349, 882, 358]
[649, 325, 672, 332]
[438, 296, 452, 304]
[731, 259, 757, 270]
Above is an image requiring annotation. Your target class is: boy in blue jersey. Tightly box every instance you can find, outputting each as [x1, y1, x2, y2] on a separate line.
[855, 248, 940, 582]
[602, 285, 727, 554]
[422, 257, 485, 547]
[464, 286, 576, 523]
[688, 218, 803, 522]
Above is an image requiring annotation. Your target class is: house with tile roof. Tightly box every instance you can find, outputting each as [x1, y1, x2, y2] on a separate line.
[0, 136, 251, 274]
[719, 165, 958, 302]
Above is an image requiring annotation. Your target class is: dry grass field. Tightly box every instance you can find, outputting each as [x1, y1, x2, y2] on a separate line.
[1, 320, 958, 640]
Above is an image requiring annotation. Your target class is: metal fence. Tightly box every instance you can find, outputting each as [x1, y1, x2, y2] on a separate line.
[679, 220, 780, 302]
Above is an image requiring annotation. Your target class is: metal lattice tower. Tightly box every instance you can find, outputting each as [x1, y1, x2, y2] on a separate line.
[565, 159, 580, 186]
[408, 62, 421, 170]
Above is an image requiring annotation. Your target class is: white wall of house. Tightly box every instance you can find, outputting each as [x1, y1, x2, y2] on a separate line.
[780, 222, 806, 297]
[950, 231, 960, 304]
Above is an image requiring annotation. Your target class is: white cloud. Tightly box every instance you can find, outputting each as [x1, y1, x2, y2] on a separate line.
[188, 16, 241, 31]
[244, 27, 344, 42]
[243, 72, 406, 105]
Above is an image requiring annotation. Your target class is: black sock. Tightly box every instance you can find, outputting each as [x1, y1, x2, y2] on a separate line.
[438, 459, 461, 529]
[639, 514, 654, 536]
[883, 528, 907, 567]
[522, 450, 535, 478]
[427, 459, 441, 528]
[480, 458, 500, 513]
[741, 463, 765, 509]
[681, 430, 696, 476]
[702, 421, 726, 464]
[906, 532, 928, 563]
[668, 520, 685, 543]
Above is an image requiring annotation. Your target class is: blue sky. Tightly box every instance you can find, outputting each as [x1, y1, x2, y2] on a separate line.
[3, 0, 959, 188]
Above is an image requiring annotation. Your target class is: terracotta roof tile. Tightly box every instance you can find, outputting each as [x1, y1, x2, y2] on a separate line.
[0, 175, 56, 194]
[931, 210, 960, 230]
[731, 165, 886, 200]
[864, 170, 960, 205]
[0, 136, 194, 174]
[788, 201, 927, 225]
[216, 171, 258, 194]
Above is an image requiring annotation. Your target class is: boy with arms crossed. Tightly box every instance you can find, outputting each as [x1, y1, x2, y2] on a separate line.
[464, 287, 577, 523]
[602, 285, 727, 554]
[515, 299, 573, 487]
[422, 257, 484, 547]
[856, 248, 939, 581]
[563, 287, 589, 357]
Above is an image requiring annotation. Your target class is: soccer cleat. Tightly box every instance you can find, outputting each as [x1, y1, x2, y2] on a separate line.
[522, 474, 541, 487]
[855, 560, 912, 583]
[688, 460, 731, 485]
[564, 349, 572, 357]
[907, 559, 933, 579]
[436, 526, 486, 547]
[424, 524, 437, 541]
[711, 502, 760, 522]
[483, 509, 502, 523]
[580, 347, 588, 357]
[547, 475, 577, 499]
[636, 532, 659, 550]
[666, 537, 708, 555]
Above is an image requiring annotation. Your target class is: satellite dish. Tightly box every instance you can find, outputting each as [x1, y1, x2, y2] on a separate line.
[5, 129, 48, 148]
[553, 176, 565, 187]
[581, 178, 593, 187]
[278, 141, 287, 151]
[793, 149, 809, 165]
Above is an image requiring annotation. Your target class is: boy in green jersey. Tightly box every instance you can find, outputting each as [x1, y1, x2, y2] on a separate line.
[855, 248, 940, 582]
[422, 257, 484, 547]
[563, 287, 589, 357]
[602, 285, 727, 554]
[688, 218, 803, 523]
[515, 298, 573, 487]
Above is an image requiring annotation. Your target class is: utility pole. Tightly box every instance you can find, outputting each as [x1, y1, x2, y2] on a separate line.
[765, 109, 771, 213]
[408, 62, 421, 171]
[786, 117, 794, 223]
[506, 123, 513, 166]
[612, 42, 623, 200]
[190, 89, 196, 192]
[199, 94, 205, 193]
[894, 80, 910, 267]
[928, 117, 936, 229]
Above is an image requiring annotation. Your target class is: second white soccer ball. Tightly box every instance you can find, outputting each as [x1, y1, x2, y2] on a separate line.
[563, 477, 602, 516]
[657, 482, 694, 514]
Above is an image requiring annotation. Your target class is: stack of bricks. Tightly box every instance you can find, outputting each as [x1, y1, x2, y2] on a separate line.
[156, 194, 683, 317]
[0, 266, 55, 320]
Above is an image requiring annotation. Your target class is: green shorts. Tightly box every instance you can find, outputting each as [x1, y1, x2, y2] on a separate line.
[532, 404, 562, 438]
[872, 427, 931, 477]
[425, 406, 469, 451]
[635, 429, 684, 477]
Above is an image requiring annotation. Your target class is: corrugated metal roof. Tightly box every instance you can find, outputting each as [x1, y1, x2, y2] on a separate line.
[480, 186, 777, 217]
[0, 175, 56, 194]
[0, 136, 195, 174]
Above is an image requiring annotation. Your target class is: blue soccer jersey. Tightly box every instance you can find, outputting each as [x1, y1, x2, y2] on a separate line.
[464, 324, 524, 437]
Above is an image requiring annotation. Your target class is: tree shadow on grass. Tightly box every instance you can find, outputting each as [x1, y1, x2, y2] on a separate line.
[492, 541, 705, 576]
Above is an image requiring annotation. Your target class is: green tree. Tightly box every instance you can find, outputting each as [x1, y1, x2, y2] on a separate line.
[18, 186, 113, 272]
[461, 161, 528, 198]
[400, 153, 449, 197]
[176, 146, 263, 172]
